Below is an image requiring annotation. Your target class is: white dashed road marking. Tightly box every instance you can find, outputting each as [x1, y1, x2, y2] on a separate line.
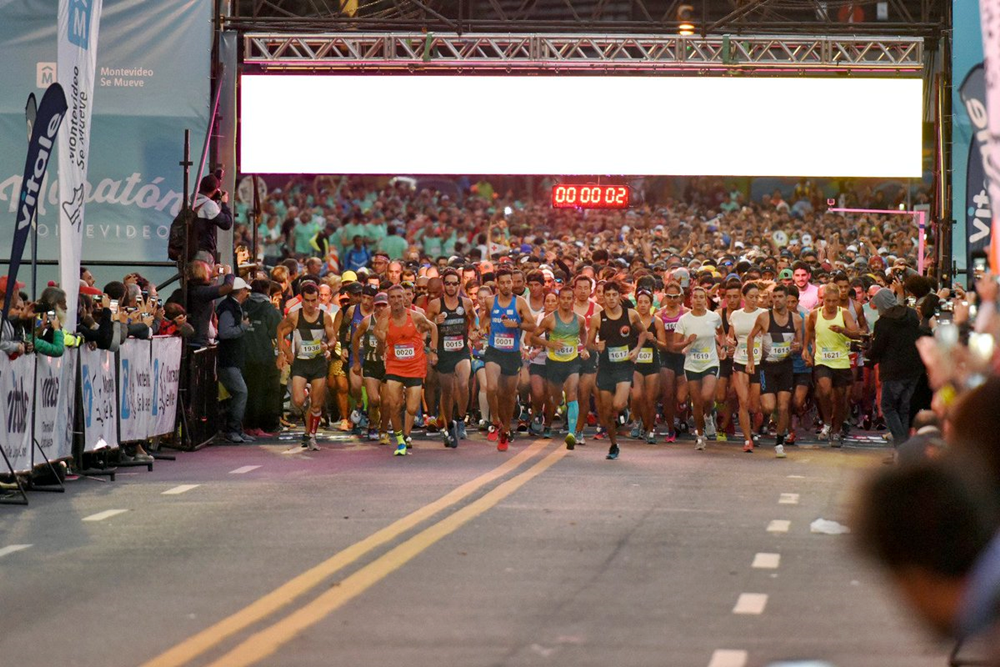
[708, 649, 748, 667]
[82, 509, 128, 522]
[767, 520, 790, 533]
[0, 544, 32, 558]
[752, 553, 781, 569]
[787, 475, 805, 479]
[778, 493, 799, 505]
[229, 466, 260, 475]
[162, 484, 200, 495]
[733, 593, 768, 615]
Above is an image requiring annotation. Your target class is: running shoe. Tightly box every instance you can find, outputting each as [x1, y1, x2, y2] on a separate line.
[367, 428, 379, 441]
[786, 430, 797, 446]
[630, 424, 641, 439]
[542, 426, 552, 439]
[715, 432, 728, 442]
[487, 425, 499, 442]
[307, 435, 320, 451]
[594, 426, 607, 440]
[565, 432, 576, 450]
[606, 443, 620, 460]
[576, 432, 587, 446]
[677, 421, 689, 435]
[529, 416, 544, 436]
[478, 419, 489, 432]
[774, 444, 786, 458]
[646, 431, 656, 445]
[457, 421, 468, 440]
[379, 432, 390, 446]
[405, 435, 413, 449]
[704, 413, 717, 438]
[695, 435, 707, 451]
[743, 440, 754, 453]
[817, 424, 831, 441]
[443, 431, 457, 448]
[663, 431, 677, 444]
[350, 409, 363, 425]
[831, 434, 843, 449]
[497, 429, 510, 452]
[587, 413, 597, 427]
[394, 442, 408, 456]
[338, 419, 352, 432]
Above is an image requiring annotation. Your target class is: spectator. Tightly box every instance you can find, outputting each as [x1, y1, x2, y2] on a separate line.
[216, 277, 252, 443]
[343, 235, 373, 272]
[193, 174, 234, 260]
[157, 303, 194, 338]
[242, 278, 282, 435]
[0, 275, 27, 357]
[380, 225, 407, 260]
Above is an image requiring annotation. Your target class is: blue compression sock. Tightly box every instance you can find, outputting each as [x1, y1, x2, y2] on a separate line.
[567, 401, 579, 433]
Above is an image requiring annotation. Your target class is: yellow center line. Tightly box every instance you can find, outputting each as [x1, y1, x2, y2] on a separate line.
[141, 439, 551, 667]
[206, 445, 570, 667]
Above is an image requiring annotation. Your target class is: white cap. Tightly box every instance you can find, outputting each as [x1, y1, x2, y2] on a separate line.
[846, 244, 858, 253]
[232, 277, 250, 291]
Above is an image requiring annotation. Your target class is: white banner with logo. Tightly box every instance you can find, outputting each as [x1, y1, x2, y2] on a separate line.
[33, 352, 75, 464]
[150, 336, 182, 438]
[57, 0, 104, 330]
[119, 338, 152, 442]
[0, 355, 36, 474]
[80, 345, 117, 452]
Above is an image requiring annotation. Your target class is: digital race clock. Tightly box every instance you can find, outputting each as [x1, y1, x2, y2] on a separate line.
[551, 184, 630, 209]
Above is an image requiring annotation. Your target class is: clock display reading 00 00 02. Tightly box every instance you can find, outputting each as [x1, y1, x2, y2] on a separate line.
[551, 184, 630, 209]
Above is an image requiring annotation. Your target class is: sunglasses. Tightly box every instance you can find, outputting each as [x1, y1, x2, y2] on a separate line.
[444, 281, 460, 286]
[666, 294, 682, 299]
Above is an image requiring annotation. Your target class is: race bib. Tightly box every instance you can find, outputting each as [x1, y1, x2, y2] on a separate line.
[770, 342, 791, 359]
[663, 321, 677, 332]
[820, 346, 844, 362]
[691, 346, 712, 362]
[636, 348, 654, 363]
[299, 340, 322, 358]
[494, 334, 516, 351]
[394, 344, 416, 359]
[557, 344, 576, 357]
[443, 336, 465, 352]
[608, 345, 630, 363]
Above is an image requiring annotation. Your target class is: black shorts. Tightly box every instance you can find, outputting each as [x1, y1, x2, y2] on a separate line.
[484, 348, 522, 377]
[685, 366, 719, 382]
[529, 363, 547, 378]
[794, 372, 812, 388]
[384, 374, 423, 389]
[362, 361, 385, 382]
[634, 361, 660, 377]
[597, 363, 634, 392]
[435, 351, 470, 375]
[579, 352, 598, 375]
[661, 352, 685, 375]
[719, 358, 733, 379]
[547, 358, 581, 385]
[762, 360, 794, 395]
[733, 362, 761, 384]
[814, 365, 853, 389]
[291, 358, 329, 382]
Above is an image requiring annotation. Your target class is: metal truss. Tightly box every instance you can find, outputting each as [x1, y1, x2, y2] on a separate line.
[243, 32, 924, 72]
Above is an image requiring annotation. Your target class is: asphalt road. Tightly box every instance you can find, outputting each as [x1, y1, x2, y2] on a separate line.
[0, 430, 951, 667]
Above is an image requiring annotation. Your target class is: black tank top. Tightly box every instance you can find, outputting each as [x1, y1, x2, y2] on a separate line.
[598, 307, 637, 365]
[294, 310, 328, 360]
[636, 315, 660, 366]
[764, 310, 796, 363]
[363, 314, 381, 364]
[437, 297, 468, 355]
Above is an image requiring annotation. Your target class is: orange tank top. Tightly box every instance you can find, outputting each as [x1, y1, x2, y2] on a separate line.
[385, 311, 427, 378]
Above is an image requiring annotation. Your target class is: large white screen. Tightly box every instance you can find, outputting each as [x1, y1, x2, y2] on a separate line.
[240, 75, 922, 177]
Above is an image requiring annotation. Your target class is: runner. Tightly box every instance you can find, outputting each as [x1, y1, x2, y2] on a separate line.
[714, 280, 742, 442]
[276, 282, 339, 452]
[658, 281, 687, 443]
[344, 284, 375, 436]
[785, 285, 812, 445]
[803, 283, 860, 447]
[375, 285, 438, 456]
[424, 268, 477, 448]
[746, 283, 802, 458]
[532, 286, 589, 449]
[526, 291, 558, 437]
[632, 290, 666, 444]
[728, 281, 766, 453]
[675, 286, 724, 450]
[587, 281, 648, 460]
[351, 291, 390, 445]
[482, 268, 536, 452]
[571, 275, 601, 445]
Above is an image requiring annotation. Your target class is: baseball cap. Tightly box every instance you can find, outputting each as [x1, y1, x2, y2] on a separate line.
[341, 270, 358, 283]
[362, 284, 378, 297]
[374, 293, 388, 306]
[0, 276, 24, 295]
[778, 269, 793, 280]
[231, 277, 250, 291]
[80, 284, 102, 297]
[345, 282, 363, 294]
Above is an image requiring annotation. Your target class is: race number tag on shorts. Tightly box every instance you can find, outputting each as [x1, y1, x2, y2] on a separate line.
[820, 346, 843, 362]
[300, 340, 322, 358]
[608, 346, 629, 363]
[394, 344, 416, 359]
[636, 348, 654, 363]
[494, 334, 515, 350]
[443, 336, 465, 352]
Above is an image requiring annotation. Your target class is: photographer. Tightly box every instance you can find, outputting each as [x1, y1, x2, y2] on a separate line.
[193, 174, 234, 261]
[867, 288, 926, 447]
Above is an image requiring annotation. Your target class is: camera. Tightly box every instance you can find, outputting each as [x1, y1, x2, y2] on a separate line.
[850, 332, 872, 354]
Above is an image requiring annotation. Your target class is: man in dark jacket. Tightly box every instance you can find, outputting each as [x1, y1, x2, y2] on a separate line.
[193, 174, 233, 260]
[216, 277, 251, 443]
[242, 279, 282, 435]
[867, 288, 927, 446]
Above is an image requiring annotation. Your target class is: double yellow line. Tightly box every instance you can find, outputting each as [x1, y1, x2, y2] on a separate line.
[143, 439, 567, 667]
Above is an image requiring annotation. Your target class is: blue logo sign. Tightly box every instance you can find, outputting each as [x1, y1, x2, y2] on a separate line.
[82, 364, 93, 428]
[120, 358, 130, 419]
[68, 0, 93, 50]
[151, 358, 159, 416]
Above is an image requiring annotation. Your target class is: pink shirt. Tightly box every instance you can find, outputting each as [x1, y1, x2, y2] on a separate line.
[798, 282, 820, 311]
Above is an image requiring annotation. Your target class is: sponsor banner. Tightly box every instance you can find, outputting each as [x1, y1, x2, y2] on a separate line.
[0, 355, 35, 474]
[980, 0, 1000, 270]
[56, 348, 77, 461]
[0, 0, 211, 264]
[33, 352, 74, 464]
[3, 85, 67, 321]
[119, 338, 152, 442]
[80, 345, 117, 451]
[150, 336, 181, 438]
[960, 66, 996, 268]
[953, 0, 987, 271]
[58, 0, 104, 331]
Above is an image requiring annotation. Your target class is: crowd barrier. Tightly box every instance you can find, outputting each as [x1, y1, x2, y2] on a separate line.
[0, 336, 183, 476]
